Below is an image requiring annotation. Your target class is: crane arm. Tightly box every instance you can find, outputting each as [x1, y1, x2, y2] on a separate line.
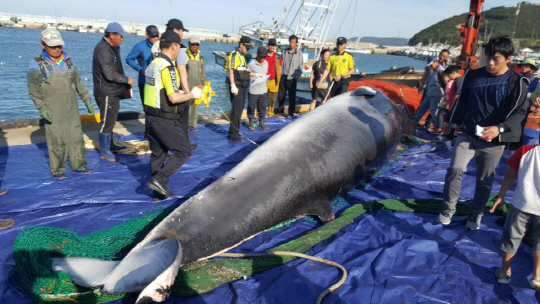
[455, 0, 485, 71]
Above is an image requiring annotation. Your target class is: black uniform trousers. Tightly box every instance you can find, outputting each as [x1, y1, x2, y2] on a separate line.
[95, 96, 120, 134]
[330, 78, 351, 98]
[146, 115, 192, 185]
[229, 86, 247, 136]
[277, 76, 297, 116]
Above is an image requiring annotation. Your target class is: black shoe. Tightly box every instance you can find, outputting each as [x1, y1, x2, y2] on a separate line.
[146, 177, 173, 198]
[228, 134, 243, 142]
[190, 144, 198, 150]
[153, 191, 167, 201]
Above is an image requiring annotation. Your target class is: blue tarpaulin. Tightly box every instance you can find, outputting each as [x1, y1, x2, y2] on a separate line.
[0, 117, 538, 303]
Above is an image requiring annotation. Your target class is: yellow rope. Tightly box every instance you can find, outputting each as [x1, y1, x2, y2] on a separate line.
[219, 251, 347, 304]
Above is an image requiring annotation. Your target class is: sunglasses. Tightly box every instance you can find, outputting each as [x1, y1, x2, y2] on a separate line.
[45, 45, 63, 49]
[190, 43, 200, 46]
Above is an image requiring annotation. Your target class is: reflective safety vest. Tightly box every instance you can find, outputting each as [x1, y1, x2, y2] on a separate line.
[144, 54, 186, 119]
[225, 49, 250, 88]
[186, 49, 203, 62]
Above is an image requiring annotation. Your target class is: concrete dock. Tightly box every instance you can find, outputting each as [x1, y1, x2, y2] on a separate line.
[0, 105, 311, 147]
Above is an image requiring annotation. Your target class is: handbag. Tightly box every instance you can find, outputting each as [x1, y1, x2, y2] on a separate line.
[318, 81, 329, 90]
[317, 61, 329, 89]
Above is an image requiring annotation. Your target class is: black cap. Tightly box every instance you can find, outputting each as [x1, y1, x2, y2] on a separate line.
[256, 47, 267, 58]
[337, 37, 347, 44]
[268, 38, 277, 46]
[166, 19, 189, 32]
[240, 36, 253, 45]
[146, 25, 159, 38]
[160, 30, 181, 44]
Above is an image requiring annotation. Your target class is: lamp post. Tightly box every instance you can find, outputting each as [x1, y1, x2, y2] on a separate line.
[511, 2, 521, 40]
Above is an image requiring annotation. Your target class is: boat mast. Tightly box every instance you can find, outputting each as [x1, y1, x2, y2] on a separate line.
[290, 0, 340, 59]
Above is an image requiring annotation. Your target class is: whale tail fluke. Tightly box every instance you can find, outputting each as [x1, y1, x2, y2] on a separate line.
[52, 257, 120, 288]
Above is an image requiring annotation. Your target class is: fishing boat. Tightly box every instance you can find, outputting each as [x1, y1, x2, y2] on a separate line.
[212, 0, 422, 103]
[345, 47, 372, 54]
[213, 0, 343, 102]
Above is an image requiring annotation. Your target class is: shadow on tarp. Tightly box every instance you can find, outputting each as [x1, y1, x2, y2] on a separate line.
[2, 115, 540, 303]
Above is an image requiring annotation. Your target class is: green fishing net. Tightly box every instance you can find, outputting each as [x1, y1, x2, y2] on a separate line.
[11, 196, 508, 303]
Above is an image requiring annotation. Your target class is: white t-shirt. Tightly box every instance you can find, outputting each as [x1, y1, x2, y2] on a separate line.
[508, 145, 540, 215]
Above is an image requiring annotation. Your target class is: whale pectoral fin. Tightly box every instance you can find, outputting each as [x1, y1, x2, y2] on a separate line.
[306, 198, 335, 222]
[52, 257, 120, 288]
[102, 238, 182, 295]
[135, 238, 184, 304]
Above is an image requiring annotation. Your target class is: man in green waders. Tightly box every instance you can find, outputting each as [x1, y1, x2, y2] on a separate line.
[186, 36, 206, 133]
[27, 29, 94, 179]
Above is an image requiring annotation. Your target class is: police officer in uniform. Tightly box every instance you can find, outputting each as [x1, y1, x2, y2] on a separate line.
[144, 30, 201, 199]
[27, 29, 94, 179]
[318, 37, 355, 98]
[226, 36, 253, 142]
[186, 36, 206, 132]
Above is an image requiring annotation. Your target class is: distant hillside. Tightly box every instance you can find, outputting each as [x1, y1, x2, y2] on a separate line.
[356, 37, 408, 46]
[409, 3, 540, 47]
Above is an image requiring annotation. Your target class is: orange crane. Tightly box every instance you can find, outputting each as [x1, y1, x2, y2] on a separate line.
[454, 0, 485, 71]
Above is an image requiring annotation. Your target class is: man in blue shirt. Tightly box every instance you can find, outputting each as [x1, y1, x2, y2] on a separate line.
[126, 25, 160, 105]
[438, 36, 530, 230]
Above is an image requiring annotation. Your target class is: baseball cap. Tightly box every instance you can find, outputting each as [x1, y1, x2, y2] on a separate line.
[41, 29, 64, 46]
[106, 22, 128, 37]
[160, 30, 182, 44]
[166, 19, 189, 32]
[337, 37, 347, 44]
[268, 38, 277, 46]
[146, 25, 159, 38]
[189, 36, 201, 44]
[256, 46, 267, 58]
[240, 36, 253, 45]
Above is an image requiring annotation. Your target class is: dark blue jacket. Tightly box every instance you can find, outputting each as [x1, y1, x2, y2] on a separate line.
[126, 39, 153, 84]
[448, 67, 530, 143]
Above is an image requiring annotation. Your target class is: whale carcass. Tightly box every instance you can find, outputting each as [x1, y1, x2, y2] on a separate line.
[52, 87, 415, 303]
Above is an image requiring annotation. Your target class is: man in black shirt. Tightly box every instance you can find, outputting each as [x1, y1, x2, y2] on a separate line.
[438, 36, 530, 230]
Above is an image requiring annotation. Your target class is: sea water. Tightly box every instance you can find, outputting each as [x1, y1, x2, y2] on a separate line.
[0, 27, 426, 121]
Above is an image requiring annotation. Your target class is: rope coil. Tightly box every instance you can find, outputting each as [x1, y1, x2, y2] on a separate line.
[219, 251, 347, 304]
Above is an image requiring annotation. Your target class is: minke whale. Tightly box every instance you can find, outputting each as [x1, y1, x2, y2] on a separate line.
[52, 87, 415, 303]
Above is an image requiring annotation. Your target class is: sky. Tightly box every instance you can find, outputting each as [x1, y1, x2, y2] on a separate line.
[1, 0, 533, 39]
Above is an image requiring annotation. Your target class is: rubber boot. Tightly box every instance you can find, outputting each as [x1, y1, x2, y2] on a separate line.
[111, 135, 127, 152]
[259, 117, 269, 130]
[248, 118, 255, 131]
[99, 133, 116, 162]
